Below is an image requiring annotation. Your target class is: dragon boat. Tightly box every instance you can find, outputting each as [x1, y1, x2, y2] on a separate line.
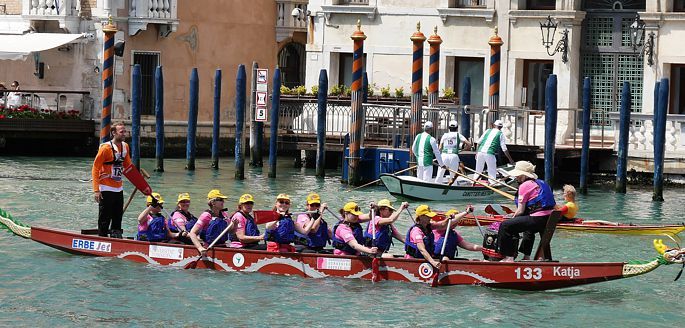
[2, 208, 685, 291]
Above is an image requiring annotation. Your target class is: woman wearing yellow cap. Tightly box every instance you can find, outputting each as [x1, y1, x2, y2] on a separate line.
[404, 205, 441, 268]
[294, 193, 332, 253]
[431, 207, 482, 261]
[168, 193, 197, 243]
[331, 202, 378, 256]
[228, 194, 266, 250]
[189, 189, 234, 256]
[137, 193, 179, 242]
[264, 194, 297, 252]
[358, 199, 408, 257]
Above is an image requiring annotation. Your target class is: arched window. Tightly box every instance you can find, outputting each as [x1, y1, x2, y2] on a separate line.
[278, 43, 306, 88]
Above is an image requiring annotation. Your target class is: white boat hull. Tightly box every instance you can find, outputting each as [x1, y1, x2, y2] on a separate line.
[379, 174, 506, 201]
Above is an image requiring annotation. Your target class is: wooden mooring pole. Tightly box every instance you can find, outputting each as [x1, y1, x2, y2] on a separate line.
[154, 66, 165, 172]
[185, 68, 199, 170]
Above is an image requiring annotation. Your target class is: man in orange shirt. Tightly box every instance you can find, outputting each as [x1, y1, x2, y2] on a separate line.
[92, 122, 132, 238]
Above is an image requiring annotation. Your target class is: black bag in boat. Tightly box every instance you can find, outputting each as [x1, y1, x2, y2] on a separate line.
[481, 223, 518, 261]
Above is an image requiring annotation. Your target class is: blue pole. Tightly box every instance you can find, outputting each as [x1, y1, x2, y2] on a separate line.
[185, 68, 199, 170]
[154, 66, 164, 172]
[616, 82, 631, 193]
[579, 77, 591, 194]
[268, 68, 281, 179]
[131, 64, 141, 169]
[653, 78, 669, 201]
[316, 69, 328, 178]
[235, 65, 246, 180]
[212, 69, 222, 169]
[461, 77, 471, 139]
[544, 74, 557, 186]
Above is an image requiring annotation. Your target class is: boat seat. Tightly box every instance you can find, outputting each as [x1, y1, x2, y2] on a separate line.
[534, 210, 562, 261]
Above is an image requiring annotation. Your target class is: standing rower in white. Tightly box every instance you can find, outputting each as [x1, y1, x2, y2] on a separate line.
[411, 121, 446, 182]
[472, 120, 514, 184]
[435, 120, 472, 183]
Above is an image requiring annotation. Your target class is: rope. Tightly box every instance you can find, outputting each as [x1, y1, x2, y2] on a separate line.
[0, 207, 31, 239]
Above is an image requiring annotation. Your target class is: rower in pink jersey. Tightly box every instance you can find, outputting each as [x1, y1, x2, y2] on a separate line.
[331, 202, 378, 256]
[228, 194, 266, 250]
[189, 189, 235, 256]
[431, 207, 482, 261]
[294, 193, 332, 253]
[358, 199, 408, 257]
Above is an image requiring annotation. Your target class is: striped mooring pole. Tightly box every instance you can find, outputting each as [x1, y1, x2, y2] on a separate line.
[100, 17, 117, 143]
[427, 26, 442, 132]
[488, 28, 503, 124]
[348, 20, 367, 186]
[409, 22, 426, 165]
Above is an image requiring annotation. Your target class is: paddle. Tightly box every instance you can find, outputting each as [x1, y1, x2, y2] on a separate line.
[446, 167, 516, 201]
[441, 173, 460, 195]
[500, 205, 515, 214]
[431, 216, 452, 287]
[122, 164, 152, 196]
[371, 207, 380, 283]
[253, 210, 319, 224]
[123, 168, 151, 213]
[484, 204, 500, 216]
[460, 166, 518, 192]
[184, 222, 234, 269]
[346, 165, 417, 192]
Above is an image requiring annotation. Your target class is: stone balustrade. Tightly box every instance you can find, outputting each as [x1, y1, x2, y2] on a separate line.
[128, 0, 179, 36]
[23, 0, 78, 16]
[608, 112, 685, 158]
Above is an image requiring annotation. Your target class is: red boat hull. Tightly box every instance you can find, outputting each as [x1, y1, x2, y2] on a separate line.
[31, 226, 634, 291]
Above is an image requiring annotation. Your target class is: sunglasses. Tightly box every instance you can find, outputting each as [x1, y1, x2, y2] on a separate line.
[179, 201, 190, 204]
[213, 198, 225, 202]
[309, 203, 321, 207]
[278, 200, 290, 205]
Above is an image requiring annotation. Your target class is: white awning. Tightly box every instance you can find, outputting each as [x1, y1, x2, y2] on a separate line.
[0, 33, 89, 61]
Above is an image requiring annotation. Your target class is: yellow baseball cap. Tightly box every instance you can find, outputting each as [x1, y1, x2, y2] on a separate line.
[177, 193, 191, 203]
[343, 202, 363, 216]
[415, 204, 437, 218]
[239, 194, 254, 204]
[276, 193, 291, 201]
[306, 193, 321, 205]
[207, 189, 228, 200]
[146, 192, 164, 204]
[377, 199, 395, 211]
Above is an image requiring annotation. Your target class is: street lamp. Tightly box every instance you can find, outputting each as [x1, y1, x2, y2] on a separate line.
[629, 13, 655, 66]
[539, 15, 569, 63]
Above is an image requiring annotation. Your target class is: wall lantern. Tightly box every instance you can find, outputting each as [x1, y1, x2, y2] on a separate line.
[539, 15, 568, 63]
[629, 13, 655, 66]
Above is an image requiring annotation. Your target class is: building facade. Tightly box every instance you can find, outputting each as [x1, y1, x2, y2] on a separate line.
[304, 0, 685, 136]
[0, 1, 310, 131]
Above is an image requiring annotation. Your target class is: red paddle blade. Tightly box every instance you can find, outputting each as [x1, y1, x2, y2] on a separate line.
[123, 164, 152, 196]
[500, 205, 515, 214]
[253, 210, 281, 224]
[183, 260, 199, 269]
[430, 270, 440, 287]
[484, 205, 500, 215]
[372, 257, 380, 283]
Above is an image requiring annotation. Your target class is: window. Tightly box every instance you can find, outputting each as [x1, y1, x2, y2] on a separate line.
[676, 0, 685, 12]
[450, 0, 486, 8]
[670, 65, 684, 114]
[337, 53, 366, 87]
[527, 0, 555, 10]
[132, 52, 160, 116]
[454, 57, 485, 107]
[522, 60, 553, 111]
[334, 0, 369, 5]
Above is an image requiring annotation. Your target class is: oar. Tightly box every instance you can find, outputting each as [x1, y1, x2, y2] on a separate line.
[122, 168, 151, 213]
[460, 166, 518, 192]
[371, 207, 380, 283]
[346, 165, 417, 192]
[184, 223, 233, 269]
[484, 204, 500, 216]
[441, 173, 460, 195]
[325, 207, 343, 221]
[431, 216, 452, 287]
[446, 167, 516, 201]
[253, 210, 319, 224]
[500, 205, 515, 214]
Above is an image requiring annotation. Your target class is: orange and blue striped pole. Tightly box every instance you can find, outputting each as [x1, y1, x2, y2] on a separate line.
[410, 22, 426, 164]
[348, 20, 367, 186]
[100, 17, 117, 143]
[488, 28, 503, 124]
[427, 26, 442, 107]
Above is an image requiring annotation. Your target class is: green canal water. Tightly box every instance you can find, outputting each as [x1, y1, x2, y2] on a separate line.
[1, 157, 685, 327]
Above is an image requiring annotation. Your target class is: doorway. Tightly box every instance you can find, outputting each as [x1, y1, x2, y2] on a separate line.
[454, 57, 485, 106]
[522, 60, 553, 112]
[132, 52, 160, 116]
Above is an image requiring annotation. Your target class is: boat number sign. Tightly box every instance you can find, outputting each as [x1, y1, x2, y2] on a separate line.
[514, 267, 582, 280]
[148, 245, 184, 260]
[317, 258, 351, 271]
[72, 239, 111, 253]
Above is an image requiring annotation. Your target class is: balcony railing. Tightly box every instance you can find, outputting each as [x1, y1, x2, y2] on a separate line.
[335, 0, 369, 4]
[23, 0, 79, 16]
[452, 0, 486, 8]
[277, 0, 307, 29]
[129, 0, 179, 36]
